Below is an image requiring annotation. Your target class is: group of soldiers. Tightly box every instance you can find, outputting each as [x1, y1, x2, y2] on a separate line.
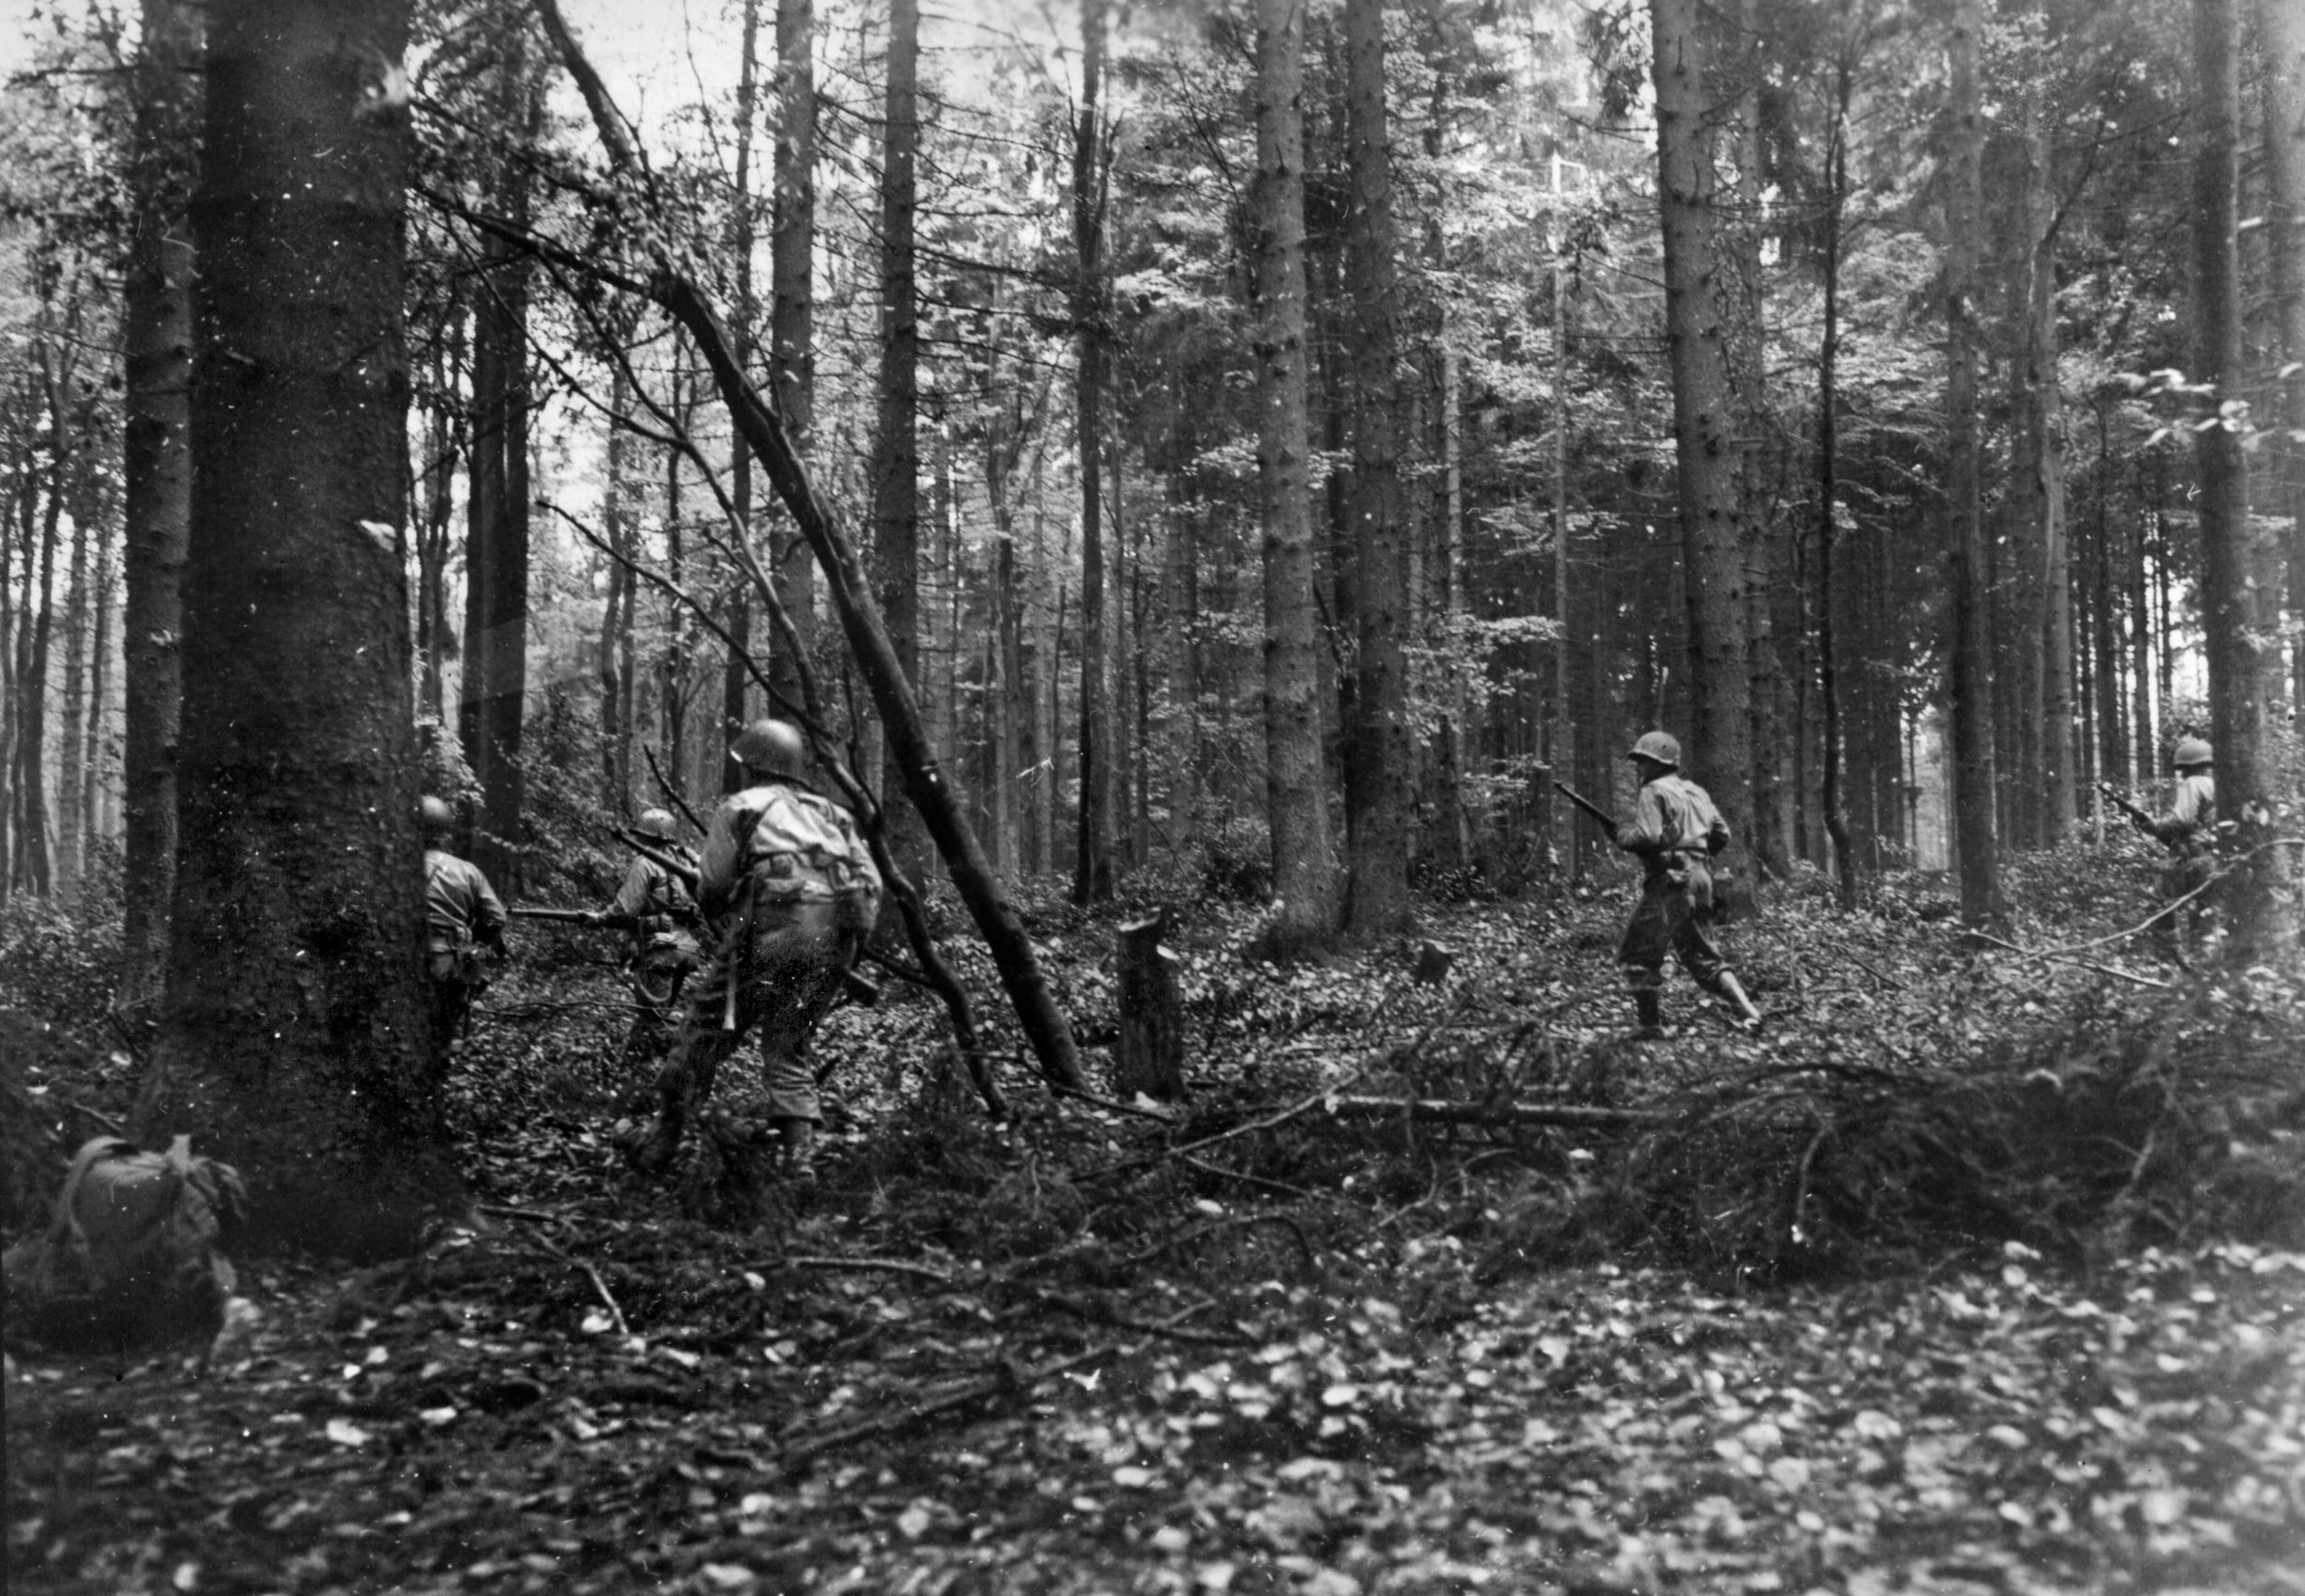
[421, 717, 882, 1186]
[419, 712, 2226, 1176]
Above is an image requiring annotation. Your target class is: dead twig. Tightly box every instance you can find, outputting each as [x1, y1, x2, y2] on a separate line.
[1320, 1095, 1670, 1129]
[520, 1229, 632, 1338]
[1177, 1154, 1318, 1202]
[778, 1308, 1209, 1470]
[1966, 930, 2171, 990]
[770, 1255, 956, 1285]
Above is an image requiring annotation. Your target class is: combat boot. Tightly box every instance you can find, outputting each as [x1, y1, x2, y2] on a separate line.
[777, 1117, 818, 1188]
[1633, 989, 1664, 1039]
[1713, 972, 1764, 1031]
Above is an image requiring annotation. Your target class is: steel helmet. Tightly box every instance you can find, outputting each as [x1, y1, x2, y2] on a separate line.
[635, 807, 678, 841]
[730, 717, 809, 781]
[1627, 730, 1681, 768]
[2172, 737, 2213, 769]
[419, 795, 455, 836]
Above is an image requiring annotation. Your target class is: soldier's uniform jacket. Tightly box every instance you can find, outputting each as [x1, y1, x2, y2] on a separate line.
[423, 848, 507, 961]
[609, 851, 701, 955]
[698, 780, 883, 931]
[2150, 772, 2217, 859]
[1614, 773, 1731, 910]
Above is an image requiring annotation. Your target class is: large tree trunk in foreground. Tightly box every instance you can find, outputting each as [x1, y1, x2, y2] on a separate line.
[1649, 0, 1757, 897]
[2193, 0, 2294, 959]
[1250, 0, 1341, 956]
[537, 0, 1085, 1095]
[1943, 0, 2004, 931]
[136, 0, 455, 1258]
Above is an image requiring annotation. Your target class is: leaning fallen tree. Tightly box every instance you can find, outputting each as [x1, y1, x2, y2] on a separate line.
[515, 0, 1084, 1097]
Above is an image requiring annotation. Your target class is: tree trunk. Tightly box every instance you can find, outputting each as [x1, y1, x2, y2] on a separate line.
[723, 0, 762, 794]
[136, 0, 456, 1257]
[1649, 0, 1757, 896]
[1072, 0, 1114, 905]
[1250, 0, 1341, 956]
[1115, 910, 1184, 1102]
[2260, 0, 2305, 715]
[1817, 53, 1857, 907]
[1944, 0, 2004, 929]
[872, 0, 924, 872]
[120, 0, 201, 998]
[56, 403, 94, 908]
[768, 0, 817, 715]
[600, 365, 635, 810]
[16, 337, 71, 901]
[2193, 0, 2293, 957]
[459, 53, 535, 891]
[1341, 0, 1411, 935]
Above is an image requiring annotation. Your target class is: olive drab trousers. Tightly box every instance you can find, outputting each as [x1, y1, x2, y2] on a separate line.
[654, 897, 855, 1129]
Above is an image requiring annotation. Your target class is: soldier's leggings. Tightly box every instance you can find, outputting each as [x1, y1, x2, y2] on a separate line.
[1617, 876, 1731, 993]
[656, 900, 852, 1125]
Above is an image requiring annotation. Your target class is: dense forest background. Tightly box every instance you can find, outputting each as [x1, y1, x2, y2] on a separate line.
[5, 0, 2298, 950]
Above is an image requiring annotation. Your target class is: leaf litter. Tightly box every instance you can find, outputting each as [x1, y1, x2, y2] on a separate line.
[6, 869, 2303, 1594]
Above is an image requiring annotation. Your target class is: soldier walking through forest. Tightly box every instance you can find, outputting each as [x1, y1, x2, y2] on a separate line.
[2107, 737, 2219, 960]
[623, 720, 883, 1185]
[421, 796, 507, 1062]
[588, 808, 701, 1071]
[1610, 732, 1764, 1037]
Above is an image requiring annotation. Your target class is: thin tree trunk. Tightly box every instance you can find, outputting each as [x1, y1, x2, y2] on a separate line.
[1817, 50, 1857, 908]
[2260, 0, 2305, 714]
[1248, 0, 1341, 955]
[1944, 0, 2005, 928]
[86, 532, 115, 849]
[873, 0, 924, 870]
[56, 402, 94, 908]
[723, 0, 762, 792]
[2193, 0, 2292, 956]
[1071, 0, 1113, 904]
[767, 0, 818, 715]
[136, 0, 455, 1255]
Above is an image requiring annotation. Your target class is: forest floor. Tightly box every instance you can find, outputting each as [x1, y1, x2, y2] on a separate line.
[6, 847, 2304, 1596]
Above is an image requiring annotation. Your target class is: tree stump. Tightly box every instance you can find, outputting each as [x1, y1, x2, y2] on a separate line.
[1115, 911, 1186, 1103]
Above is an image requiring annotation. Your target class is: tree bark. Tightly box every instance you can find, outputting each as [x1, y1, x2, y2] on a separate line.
[56, 403, 95, 908]
[2260, 0, 2305, 715]
[1341, 0, 1412, 935]
[1944, 0, 2005, 930]
[459, 46, 536, 890]
[1817, 52, 1857, 908]
[119, 0, 201, 999]
[2193, 0, 2293, 957]
[136, 0, 456, 1257]
[872, 0, 924, 871]
[1649, 0, 1758, 898]
[767, 0, 818, 715]
[723, 0, 762, 795]
[1072, 0, 1114, 905]
[1249, 0, 1341, 956]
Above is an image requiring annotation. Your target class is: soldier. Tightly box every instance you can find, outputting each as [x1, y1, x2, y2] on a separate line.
[2146, 737, 2218, 957]
[589, 808, 702, 1072]
[1613, 731, 1764, 1037]
[420, 795, 507, 1060]
[624, 719, 882, 1183]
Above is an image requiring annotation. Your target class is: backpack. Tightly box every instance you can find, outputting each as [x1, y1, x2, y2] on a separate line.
[2, 1135, 245, 1356]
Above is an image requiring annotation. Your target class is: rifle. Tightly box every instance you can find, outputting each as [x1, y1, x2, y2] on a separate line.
[1552, 781, 1619, 833]
[512, 906, 630, 929]
[614, 828, 702, 893]
[2096, 780, 2156, 833]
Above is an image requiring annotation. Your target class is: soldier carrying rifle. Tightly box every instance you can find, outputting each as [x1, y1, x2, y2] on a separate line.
[2099, 736, 2218, 959]
[1556, 731, 1763, 1038]
[622, 719, 882, 1186]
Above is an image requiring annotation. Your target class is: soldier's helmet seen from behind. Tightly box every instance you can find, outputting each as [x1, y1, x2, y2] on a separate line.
[1627, 730, 1682, 769]
[419, 795, 455, 836]
[636, 807, 678, 841]
[731, 718, 810, 782]
[2171, 737, 2213, 770]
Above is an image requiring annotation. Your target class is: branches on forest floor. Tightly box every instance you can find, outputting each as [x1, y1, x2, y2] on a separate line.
[1967, 929, 2171, 989]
